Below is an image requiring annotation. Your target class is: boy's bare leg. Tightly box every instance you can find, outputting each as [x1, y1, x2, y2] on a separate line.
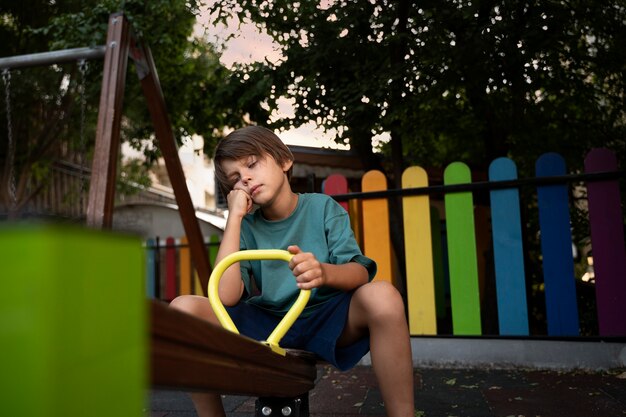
[188, 392, 226, 417]
[169, 295, 227, 417]
[339, 281, 414, 417]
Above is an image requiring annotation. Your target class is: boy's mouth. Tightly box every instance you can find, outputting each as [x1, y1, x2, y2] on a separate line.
[250, 185, 261, 196]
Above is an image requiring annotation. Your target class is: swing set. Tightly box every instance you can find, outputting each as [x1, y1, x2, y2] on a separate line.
[0, 13, 212, 286]
[1, 12, 317, 416]
[2, 48, 94, 218]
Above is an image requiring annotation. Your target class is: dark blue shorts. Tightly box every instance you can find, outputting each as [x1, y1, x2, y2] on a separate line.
[225, 291, 370, 371]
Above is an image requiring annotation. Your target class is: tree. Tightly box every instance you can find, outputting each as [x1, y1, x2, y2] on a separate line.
[0, 0, 268, 217]
[209, 1, 405, 178]
[208, 0, 625, 300]
[208, 0, 625, 179]
[406, 0, 626, 175]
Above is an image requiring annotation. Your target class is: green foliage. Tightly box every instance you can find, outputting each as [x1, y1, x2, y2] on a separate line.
[209, 0, 625, 177]
[117, 158, 152, 195]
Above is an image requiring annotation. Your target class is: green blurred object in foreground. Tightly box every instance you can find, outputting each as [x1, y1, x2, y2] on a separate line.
[0, 225, 146, 416]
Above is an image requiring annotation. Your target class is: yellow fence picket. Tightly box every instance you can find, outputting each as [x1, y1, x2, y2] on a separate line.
[402, 166, 437, 335]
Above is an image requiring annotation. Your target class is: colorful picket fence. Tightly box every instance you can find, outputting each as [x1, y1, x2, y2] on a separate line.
[146, 148, 625, 338]
[145, 235, 220, 300]
[325, 148, 625, 338]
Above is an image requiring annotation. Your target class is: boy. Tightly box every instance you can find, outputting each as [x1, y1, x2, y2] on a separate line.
[170, 126, 414, 417]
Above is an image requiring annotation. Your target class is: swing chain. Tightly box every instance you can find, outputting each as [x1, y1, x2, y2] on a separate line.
[77, 59, 88, 212]
[2, 68, 17, 209]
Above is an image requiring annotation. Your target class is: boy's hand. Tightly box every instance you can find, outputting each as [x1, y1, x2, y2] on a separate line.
[288, 245, 326, 289]
[227, 188, 253, 217]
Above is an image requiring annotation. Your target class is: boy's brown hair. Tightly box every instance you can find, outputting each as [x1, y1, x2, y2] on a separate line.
[213, 126, 294, 196]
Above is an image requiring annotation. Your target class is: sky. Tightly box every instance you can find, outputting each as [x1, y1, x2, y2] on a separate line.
[193, 3, 349, 150]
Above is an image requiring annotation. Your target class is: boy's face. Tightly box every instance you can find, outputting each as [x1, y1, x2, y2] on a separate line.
[221, 153, 293, 206]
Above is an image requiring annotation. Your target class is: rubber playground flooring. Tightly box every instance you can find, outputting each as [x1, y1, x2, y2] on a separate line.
[150, 365, 626, 417]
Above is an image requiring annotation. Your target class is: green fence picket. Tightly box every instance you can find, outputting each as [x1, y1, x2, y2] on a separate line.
[444, 162, 482, 335]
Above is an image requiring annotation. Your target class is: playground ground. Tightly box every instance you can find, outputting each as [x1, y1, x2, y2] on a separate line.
[150, 364, 626, 417]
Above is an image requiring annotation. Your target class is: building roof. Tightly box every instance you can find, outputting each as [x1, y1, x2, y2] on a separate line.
[288, 145, 364, 171]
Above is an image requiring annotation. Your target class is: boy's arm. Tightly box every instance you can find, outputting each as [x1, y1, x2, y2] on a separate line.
[288, 245, 369, 291]
[214, 189, 252, 306]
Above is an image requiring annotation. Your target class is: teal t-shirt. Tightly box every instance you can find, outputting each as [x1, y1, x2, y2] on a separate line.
[239, 193, 376, 316]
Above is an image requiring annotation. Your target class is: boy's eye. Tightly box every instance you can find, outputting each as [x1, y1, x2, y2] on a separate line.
[228, 175, 240, 186]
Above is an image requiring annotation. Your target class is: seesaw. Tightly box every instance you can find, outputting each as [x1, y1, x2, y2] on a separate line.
[151, 249, 319, 416]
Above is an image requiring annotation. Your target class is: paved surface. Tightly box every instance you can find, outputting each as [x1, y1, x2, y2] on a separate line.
[150, 365, 626, 417]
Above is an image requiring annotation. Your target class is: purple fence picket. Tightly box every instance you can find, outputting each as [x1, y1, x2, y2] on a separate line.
[584, 148, 626, 336]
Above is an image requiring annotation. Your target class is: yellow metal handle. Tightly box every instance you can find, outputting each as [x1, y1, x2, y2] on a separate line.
[208, 249, 311, 355]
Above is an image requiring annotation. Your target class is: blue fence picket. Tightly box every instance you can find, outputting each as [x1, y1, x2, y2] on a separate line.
[146, 238, 156, 298]
[536, 153, 579, 336]
[489, 157, 529, 336]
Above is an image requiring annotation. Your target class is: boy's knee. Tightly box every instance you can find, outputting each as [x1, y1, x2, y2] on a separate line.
[170, 295, 213, 320]
[358, 281, 405, 319]
[170, 295, 192, 313]
[364, 280, 402, 301]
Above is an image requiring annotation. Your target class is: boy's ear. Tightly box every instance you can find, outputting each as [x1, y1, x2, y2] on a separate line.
[282, 159, 294, 173]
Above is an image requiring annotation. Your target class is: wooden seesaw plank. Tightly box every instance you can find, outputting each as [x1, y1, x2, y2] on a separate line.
[150, 300, 317, 397]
